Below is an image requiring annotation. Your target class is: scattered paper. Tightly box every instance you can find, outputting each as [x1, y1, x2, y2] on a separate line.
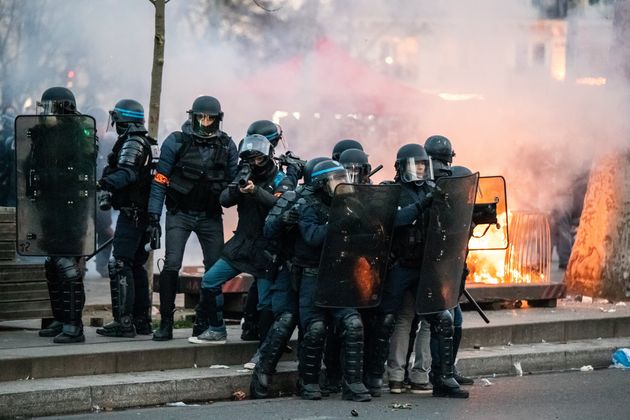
[513, 361, 523, 376]
[209, 364, 230, 369]
[391, 403, 412, 409]
[236, 369, 250, 373]
[580, 365, 594, 372]
[615, 302, 626, 307]
[581, 296, 593, 304]
[167, 402, 200, 407]
[480, 378, 493, 386]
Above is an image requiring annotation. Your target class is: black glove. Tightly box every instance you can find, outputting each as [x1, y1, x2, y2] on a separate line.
[281, 207, 299, 225]
[146, 213, 162, 250]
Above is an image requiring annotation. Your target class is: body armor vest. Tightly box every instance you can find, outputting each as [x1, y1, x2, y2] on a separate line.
[166, 132, 230, 214]
[108, 134, 157, 210]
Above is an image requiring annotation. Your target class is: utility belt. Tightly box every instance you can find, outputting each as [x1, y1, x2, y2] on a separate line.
[287, 261, 319, 293]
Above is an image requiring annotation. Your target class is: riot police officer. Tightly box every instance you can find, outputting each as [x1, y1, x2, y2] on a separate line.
[295, 159, 371, 402]
[35, 87, 90, 344]
[148, 96, 238, 341]
[338, 148, 372, 185]
[189, 134, 292, 345]
[331, 139, 363, 162]
[96, 99, 158, 338]
[249, 156, 328, 399]
[364, 144, 469, 398]
[239, 119, 303, 342]
[424, 134, 455, 178]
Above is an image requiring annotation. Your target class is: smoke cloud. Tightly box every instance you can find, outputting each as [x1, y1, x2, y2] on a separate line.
[2, 0, 627, 269]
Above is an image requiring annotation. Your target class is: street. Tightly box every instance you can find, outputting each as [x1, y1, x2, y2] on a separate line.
[52, 369, 629, 420]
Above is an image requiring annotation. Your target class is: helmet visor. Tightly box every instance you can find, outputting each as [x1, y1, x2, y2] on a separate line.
[326, 171, 353, 196]
[400, 157, 430, 183]
[343, 163, 368, 184]
[239, 135, 272, 160]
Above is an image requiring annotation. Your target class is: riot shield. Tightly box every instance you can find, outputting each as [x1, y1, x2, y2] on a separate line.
[416, 173, 479, 314]
[468, 175, 509, 250]
[316, 183, 401, 308]
[15, 115, 97, 256]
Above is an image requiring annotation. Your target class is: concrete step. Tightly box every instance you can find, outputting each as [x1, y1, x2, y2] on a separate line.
[1, 308, 629, 382]
[1, 337, 628, 418]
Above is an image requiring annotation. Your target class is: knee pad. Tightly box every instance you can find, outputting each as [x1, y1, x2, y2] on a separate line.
[108, 258, 132, 280]
[305, 320, 326, 339]
[341, 314, 363, 341]
[54, 257, 82, 282]
[431, 310, 454, 337]
[276, 312, 296, 330]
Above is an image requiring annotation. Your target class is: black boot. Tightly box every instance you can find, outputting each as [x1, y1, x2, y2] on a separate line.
[340, 314, 371, 402]
[430, 311, 469, 399]
[134, 315, 153, 335]
[299, 320, 326, 400]
[97, 259, 136, 338]
[54, 257, 86, 344]
[154, 270, 179, 341]
[250, 312, 297, 399]
[192, 288, 218, 337]
[40, 258, 65, 337]
[363, 313, 395, 397]
[452, 324, 474, 385]
[321, 325, 342, 395]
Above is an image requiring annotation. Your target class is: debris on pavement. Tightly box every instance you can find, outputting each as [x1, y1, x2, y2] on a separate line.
[209, 364, 230, 369]
[232, 390, 247, 401]
[480, 378, 493, 386]
[615, 302, 626, 307]
[391, 403, 412, 409]
[513, 361, 523, 376]
[611, 348, 630, 368]
[166, 401, 200, 407]
[579, 365, 594, 372]
[351, 409, 359, 416]
[236, 369, 250, 373]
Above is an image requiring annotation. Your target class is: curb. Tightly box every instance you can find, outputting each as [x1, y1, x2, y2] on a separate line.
[1, 337, 628, 418]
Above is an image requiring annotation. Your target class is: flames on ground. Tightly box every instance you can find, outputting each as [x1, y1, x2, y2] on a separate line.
[466, 211, 551, 285]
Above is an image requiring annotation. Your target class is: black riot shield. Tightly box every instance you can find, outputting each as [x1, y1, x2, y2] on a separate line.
[468, 175, 509, 250]
[416, 173, 479, 315]
[316, 183, 401, 308]
[15, 115, 97, 256]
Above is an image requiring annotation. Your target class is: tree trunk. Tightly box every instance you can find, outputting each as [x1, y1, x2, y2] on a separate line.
[148, 0, 166, 139]
[565, 153, 630, 301]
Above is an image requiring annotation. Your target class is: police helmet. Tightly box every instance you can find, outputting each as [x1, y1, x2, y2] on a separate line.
[38, 87, 77, 115]
[332, 139, 363, 161]
[339, 148, 371, 184]
[395, 144, 430, 183]
[311, 159, 351, 196]
[303, 157, 329, 186]
[239, 133, 273, 163]
[247, 120, 283, 148]
[188, 96, 223, 138]
[424, 135, 455, 164]
[450, 165, 473, 177]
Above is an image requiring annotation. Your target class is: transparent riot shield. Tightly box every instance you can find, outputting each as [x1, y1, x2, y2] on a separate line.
[416, 173, 479, 315]
[468, 175, 509, 250]
[15, 115, 97, 256]
[316, 183, 401, 308]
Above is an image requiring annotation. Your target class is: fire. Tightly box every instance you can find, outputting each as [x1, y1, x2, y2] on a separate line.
[354, 256, 376, 302]
[466, 211, 551, 285]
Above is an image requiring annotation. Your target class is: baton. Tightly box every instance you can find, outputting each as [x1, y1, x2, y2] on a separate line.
[85, 237, 114, 261]
[368, 164, 383, 178]
[463, 288, 490, 324]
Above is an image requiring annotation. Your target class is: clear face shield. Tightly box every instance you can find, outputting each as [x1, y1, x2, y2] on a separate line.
[343, 163, 368, 184]
[400, 157, 431, 183]
[36, 100, 56, 115]
[326, 170, 353, 196]
[191, 112, 218, 138]
[239, 135, 273, 165]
